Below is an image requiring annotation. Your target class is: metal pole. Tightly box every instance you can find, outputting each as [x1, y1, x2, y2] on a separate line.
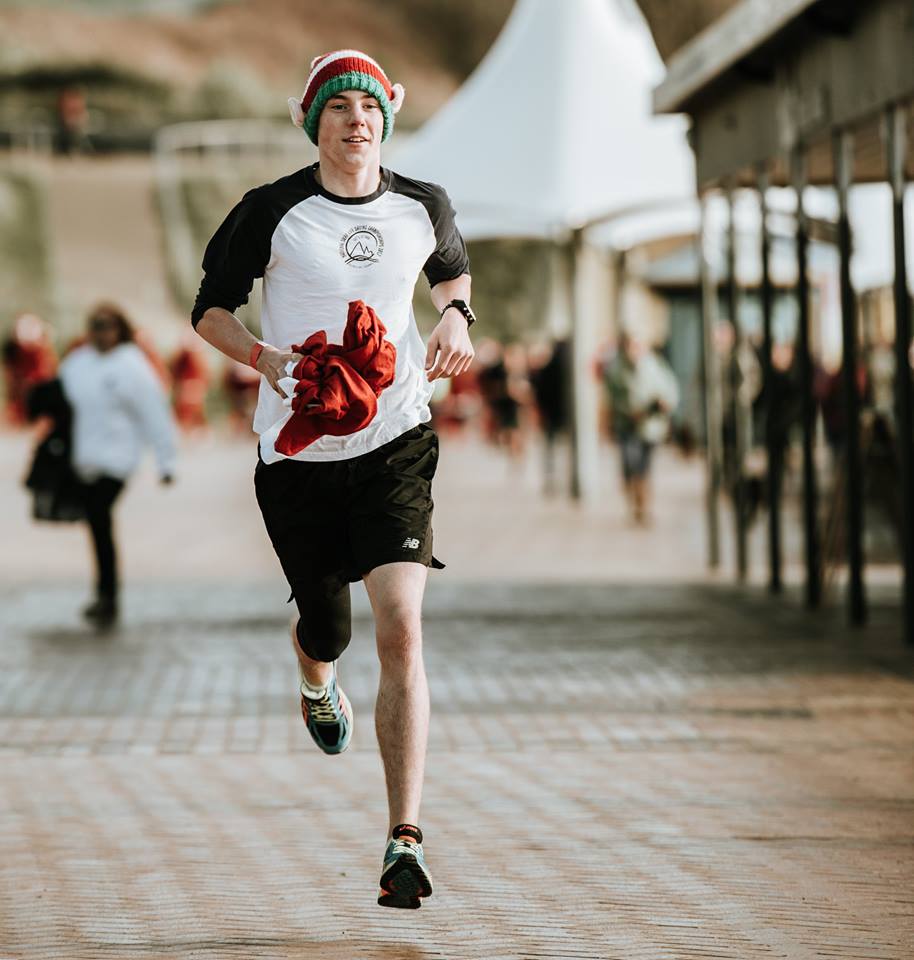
[758, 165, 782, 593]
[699, 194, 723, 569]
[834, 129, 867, 625]
[888, 103, 914, 645]
[792, 147, 821, 607]
[567, 227, 600, 503]
[726, 186, 749, 580]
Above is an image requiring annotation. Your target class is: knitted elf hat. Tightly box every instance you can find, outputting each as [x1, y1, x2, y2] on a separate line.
[288, 49, 405, 145]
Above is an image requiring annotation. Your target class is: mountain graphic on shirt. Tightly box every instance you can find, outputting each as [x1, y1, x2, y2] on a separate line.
[340, 225, 384, 266]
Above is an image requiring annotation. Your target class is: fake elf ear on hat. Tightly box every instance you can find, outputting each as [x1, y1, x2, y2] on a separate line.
[287, 49, 405, 145]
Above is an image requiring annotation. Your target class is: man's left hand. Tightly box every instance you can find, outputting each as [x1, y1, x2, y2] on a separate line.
[425, 311, 475, 381]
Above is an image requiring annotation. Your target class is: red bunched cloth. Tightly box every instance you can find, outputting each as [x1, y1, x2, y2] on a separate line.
[274, 300, 397, 456]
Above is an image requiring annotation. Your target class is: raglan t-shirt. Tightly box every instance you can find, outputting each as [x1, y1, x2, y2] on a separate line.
[191, 163, 469, 462]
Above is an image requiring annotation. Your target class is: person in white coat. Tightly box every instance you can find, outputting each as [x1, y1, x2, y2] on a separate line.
[59, 303, 177, 625]
[606, 330, 680, 526]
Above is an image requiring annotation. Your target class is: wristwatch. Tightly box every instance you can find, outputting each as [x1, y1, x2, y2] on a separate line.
[441, 299, 476, 328]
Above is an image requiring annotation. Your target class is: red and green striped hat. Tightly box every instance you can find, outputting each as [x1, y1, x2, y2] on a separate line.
[288, 49, 405, 145]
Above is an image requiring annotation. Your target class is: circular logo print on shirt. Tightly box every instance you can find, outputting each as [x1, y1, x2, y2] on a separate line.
[339, 225, 384, 268]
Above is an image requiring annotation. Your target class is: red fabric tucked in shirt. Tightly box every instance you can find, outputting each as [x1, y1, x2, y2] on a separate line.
[275, 300, 397, 456]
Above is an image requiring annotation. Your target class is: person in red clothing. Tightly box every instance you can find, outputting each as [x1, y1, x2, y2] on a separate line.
[191, 49, 475, 909]
[2, 313, 57, 426]
[222, 358, 260, 434]
[169, 334, 210, 431]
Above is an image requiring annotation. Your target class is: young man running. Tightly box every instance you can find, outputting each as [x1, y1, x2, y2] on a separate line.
[191, 50, 474, 909]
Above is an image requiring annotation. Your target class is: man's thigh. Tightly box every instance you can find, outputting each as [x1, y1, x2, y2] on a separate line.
[254, 456, 351, 598]
[347, 424, 440, 575]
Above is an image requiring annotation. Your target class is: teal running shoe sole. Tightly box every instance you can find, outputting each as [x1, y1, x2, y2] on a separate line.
[378, 840, 433, 908]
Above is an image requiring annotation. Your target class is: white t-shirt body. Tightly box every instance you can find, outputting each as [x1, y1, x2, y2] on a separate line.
[192, 164, 469, 462]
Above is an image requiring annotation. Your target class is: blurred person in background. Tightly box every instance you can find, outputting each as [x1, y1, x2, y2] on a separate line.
[504, 341, 533, 454]
[814, 352, 867, 468]
[2, 312, 57, 426]
[135, 328, 172, 388]
[59, 303, 177, 627]
[191, 49, 474, 909]
[716, 319, 761, 524]
[755, 340, 799, 523]
[606, 330, 679, 526]
[476, 338, 526, 459]
[222, 357, 262, 435]
[55, 86, 90, 156]
[60, 323, 171, 389]
[169, 333, 210, 431]
[529, 338, 569, 495]
[429, 355, 481, 437]
[866, 334, 896, 426]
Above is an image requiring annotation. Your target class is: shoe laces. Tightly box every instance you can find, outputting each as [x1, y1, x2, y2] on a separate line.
[389, 838, 421, 859]
[304, 685, 341, 724]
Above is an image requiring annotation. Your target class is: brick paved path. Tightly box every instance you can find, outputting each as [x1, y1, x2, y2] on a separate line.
[1, 579, 912, 960]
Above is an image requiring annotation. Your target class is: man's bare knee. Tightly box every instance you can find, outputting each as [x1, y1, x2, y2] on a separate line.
[376, 614, 423, 672]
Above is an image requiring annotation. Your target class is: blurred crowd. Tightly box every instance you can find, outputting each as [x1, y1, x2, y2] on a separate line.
[5, 300, 910, 619]
[3, 309, 687, 536]
[0, 306, 728, 536]
[412, 331, 681, 523]
[715, 321, 909, 562]
[2, 309, 263, 436]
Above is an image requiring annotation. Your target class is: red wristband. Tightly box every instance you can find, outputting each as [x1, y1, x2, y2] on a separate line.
[249, 341, 265, 369]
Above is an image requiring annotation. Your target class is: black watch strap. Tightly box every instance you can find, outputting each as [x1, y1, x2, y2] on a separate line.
[441, 299, 476, 328]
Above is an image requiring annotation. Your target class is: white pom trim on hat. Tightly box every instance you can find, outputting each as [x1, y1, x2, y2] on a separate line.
[390, 83, 405, 114]
[287, 96, 305, 127]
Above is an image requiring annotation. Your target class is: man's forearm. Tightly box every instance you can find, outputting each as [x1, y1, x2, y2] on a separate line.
[196, 306, 305, 397]
[430, 274, 472, 314]
[195, 307, 260, 365]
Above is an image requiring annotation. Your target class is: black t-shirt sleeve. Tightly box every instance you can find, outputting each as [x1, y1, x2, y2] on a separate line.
[421, 185, 470, 288]
[190, 187, 273, 328]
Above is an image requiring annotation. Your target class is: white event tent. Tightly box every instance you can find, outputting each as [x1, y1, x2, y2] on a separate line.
[394, 0, 696, 500]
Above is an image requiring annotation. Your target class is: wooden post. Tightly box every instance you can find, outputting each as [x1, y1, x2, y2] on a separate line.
[758, 165, 782, 593]
[699, 193, 723, 569]
[726, 186, 749, 581]
[792, 147, 821, 607]
[887, 104, 914, 645]
[834, 129, 866, 625]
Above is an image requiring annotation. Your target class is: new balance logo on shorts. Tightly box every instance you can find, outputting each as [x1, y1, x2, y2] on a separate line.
[401, 538, 421, 549]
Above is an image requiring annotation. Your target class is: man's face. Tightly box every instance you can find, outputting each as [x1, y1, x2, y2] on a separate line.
[317, 90, 384, 172]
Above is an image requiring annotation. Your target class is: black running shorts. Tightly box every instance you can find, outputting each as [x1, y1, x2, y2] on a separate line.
[254, 423, 444, 604]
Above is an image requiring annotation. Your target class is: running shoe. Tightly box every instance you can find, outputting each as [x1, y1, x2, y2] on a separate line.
[292, 629, 353, 755]
[378, 824, 433, 909]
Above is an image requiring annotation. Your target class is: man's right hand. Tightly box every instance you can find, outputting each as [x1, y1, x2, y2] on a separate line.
[256, 345, 304, 397]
